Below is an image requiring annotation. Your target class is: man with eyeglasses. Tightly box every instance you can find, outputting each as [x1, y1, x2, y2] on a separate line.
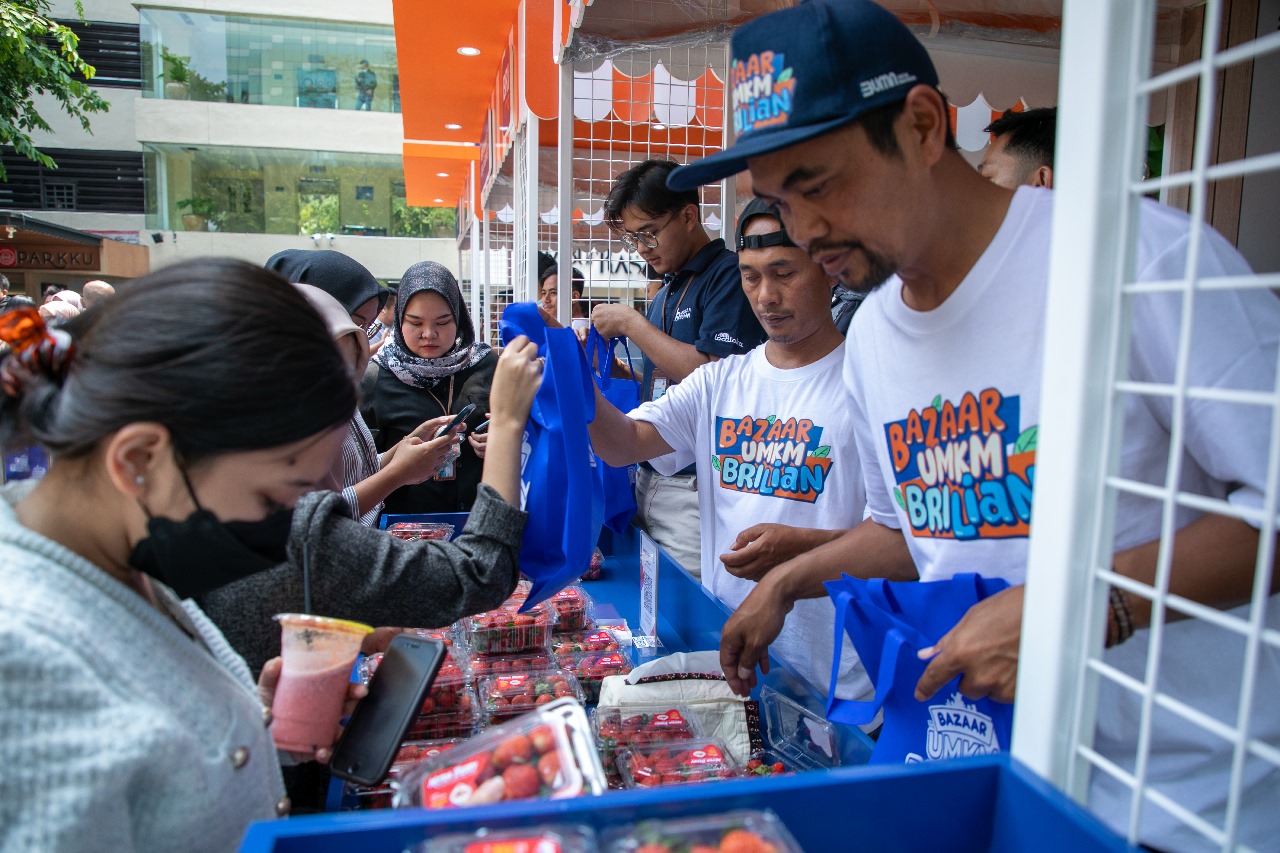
[591, 159, 766, 577]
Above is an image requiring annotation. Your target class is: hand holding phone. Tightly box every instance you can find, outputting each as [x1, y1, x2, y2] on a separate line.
[433, 402, 478, 439]
[328, 635, 446, 787]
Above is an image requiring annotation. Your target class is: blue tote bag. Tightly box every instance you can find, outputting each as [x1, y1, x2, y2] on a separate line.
[585, 328, 639, 533]
[824, 573, 1014, 765]
[499, 302, 604, 607]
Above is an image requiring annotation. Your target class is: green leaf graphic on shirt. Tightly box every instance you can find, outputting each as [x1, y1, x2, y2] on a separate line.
[811, 446, 832, 458]
[776, 68, 792, 84]
[1014, 426, 1039, 455]
[711, 456, 721, 471]
[767, 415, 777, 424]
[894, 487, 905, 509]
[931, 394, 942, 411]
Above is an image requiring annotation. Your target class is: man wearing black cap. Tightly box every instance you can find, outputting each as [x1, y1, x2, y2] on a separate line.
[670, 1, 1278, 847]
[591, 159, 766, 576]
[587, 199, 871, 704]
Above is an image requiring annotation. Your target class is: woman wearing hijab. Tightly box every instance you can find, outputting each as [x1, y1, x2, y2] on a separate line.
[264, 249, 386, 331]
[291, 283, 458, 525]
[364, 261, 495, 513]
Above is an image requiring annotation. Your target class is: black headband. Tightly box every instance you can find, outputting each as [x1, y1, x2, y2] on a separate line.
[737, 230, 796, 251]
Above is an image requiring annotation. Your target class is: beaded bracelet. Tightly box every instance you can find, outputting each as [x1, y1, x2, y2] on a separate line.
[1106, 586, 1135, 648]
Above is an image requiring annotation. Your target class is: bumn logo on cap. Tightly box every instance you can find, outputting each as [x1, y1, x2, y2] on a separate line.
[732, 51, 796, 138]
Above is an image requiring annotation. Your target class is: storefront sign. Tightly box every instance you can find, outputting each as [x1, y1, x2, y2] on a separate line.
[0, 246, 100, 271]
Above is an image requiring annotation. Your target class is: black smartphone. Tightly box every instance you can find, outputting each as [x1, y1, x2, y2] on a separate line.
[328, 635, 446, 787]
[472, 418, 491, 435]
[433, 402, 478, 439]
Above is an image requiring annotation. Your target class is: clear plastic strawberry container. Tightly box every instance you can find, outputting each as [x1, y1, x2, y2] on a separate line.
[602, 809, 804, 853]
[615, 738, 740, 789]
[467, 651, 556, 679]
[591, 704, 704, 788]
[386, 522, 455, 542]
[548, 584, 593, 631]
[419, 825, 598, 853]
[345, 739, 463, 810]
[405, 683, 481, 740]
[461, 599, 556, 656]
[359, 647, 470, 717]
[745, 686, 841, 778]
[551, 627, 620, 656]
[555, 648, 633, 703]
[478, 668, 585, 724]
[395, 697, 606, 809]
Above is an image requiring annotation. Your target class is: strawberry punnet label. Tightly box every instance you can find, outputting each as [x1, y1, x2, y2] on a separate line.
[597, 654, 624, 668]
[465, 840, 562, 853]
[422, 756, 489, 809]
[652, 711, 686, 728]
[687, 746, 723, 766]
[495, 674, 528, 691]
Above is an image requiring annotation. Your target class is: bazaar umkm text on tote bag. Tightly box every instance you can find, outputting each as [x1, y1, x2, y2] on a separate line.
[585, 328, 639, 534]
[499, 303, 604, 607]
[824, 573, 1014, 765]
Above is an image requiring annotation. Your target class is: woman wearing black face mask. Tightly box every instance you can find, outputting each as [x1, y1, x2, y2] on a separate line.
[0, 259, 542, 852]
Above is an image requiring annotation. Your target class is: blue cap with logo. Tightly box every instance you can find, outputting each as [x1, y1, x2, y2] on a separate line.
[668, 0, 938, 191]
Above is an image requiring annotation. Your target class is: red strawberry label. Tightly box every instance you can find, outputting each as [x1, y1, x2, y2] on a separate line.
[421, 755, 490, 809]
[687, 746, 723, 766]
[586, 630, 612, 643]
[496, 674, 527, 691]
[465, 840, 562, 853]
[652, 711, 686, 728]
[597, 654, 624, 668]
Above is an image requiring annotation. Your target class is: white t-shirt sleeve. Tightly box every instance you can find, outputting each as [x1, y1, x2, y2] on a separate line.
[628, 361, 709, 474]
[1130, 213, 1278, 525]
[843, 335, 901, 530]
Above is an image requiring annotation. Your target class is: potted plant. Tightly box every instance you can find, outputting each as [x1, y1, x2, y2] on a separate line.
[158, 48, 192, 100]
[176, 196, 219, 231]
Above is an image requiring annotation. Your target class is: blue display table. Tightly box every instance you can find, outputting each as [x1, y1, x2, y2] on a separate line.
[243, 521, 1133, 852]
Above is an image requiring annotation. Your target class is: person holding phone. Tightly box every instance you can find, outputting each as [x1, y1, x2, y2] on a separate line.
[362, 261, 496, 513]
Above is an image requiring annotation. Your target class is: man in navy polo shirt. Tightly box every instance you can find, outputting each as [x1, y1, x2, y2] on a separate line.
[591, 159, 766, 577]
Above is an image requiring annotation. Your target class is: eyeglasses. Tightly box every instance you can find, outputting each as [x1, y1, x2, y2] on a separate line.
[618, 213, 678, 253]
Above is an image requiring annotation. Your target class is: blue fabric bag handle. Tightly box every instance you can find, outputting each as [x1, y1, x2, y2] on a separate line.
[499, 303, 604, 606]
[824, 572, 1014, 765]
[584, 327, 640, 534]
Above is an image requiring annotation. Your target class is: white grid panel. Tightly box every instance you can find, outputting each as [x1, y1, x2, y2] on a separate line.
[1017, 1, 1280, 851]
[546, 42, 729, 324]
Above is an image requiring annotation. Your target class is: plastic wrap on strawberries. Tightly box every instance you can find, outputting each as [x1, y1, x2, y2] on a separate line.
[358, 649, 470, 717]
[616, 738, 740, 789]
[602, 809, 804, 853]
[420, 824, 598, 853]
[467, 651, 556, 678]
[406, 684, 481, 740]
[548, 584, 593, 631]
[591, 705, 703, 786]
[555, 648, 633, 703]
[461, 600, 555, 656]
[395, 697, 606, 809]
[386, 522, 454, 542]
[478, 668, 585, 724]
[345, 739, 462, 810]
[551, 627, 620, 656]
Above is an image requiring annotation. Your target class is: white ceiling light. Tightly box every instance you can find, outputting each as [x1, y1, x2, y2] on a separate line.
[457, 46, 480, 56]
[445, 123, 462, 130]
[434, 198, 445, 203]
[436, 172, 449, 177]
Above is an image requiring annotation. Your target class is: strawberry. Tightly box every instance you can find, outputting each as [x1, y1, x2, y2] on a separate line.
[501, 763, 541, 800]
[536, 751, 562, 786]
[528, 725, 556, 754]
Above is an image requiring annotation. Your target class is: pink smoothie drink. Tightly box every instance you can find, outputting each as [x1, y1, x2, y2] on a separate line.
[270, 613, 373, 753]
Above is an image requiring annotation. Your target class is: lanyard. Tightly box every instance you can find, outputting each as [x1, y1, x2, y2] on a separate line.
[659, 273, 696, 336]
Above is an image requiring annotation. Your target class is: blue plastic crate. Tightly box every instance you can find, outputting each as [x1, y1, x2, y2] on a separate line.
[243, 755, 1132, 852]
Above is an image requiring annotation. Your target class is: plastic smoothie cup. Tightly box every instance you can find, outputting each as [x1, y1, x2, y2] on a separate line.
[270, 613, 373, 753]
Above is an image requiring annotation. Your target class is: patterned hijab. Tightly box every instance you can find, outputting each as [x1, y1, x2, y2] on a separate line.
[374, 261, 491, 388]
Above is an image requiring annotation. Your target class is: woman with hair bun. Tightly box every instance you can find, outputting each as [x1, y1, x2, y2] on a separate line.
[0, 259, 542, 851]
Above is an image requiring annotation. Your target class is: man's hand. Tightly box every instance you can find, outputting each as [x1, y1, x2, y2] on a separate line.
[258, 657, 368, 764]
[915, 584, 1024, 703]
[590, 303, 644, 339]
[719, 580, 792, 696]
[720, 524, 835, 583]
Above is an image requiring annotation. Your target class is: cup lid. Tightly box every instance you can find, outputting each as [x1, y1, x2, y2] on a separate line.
[273, 613, 374, 636]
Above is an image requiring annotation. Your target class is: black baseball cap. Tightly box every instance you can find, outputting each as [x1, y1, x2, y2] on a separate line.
[668, 0, 938, 191]
[736, 197, 795, 251]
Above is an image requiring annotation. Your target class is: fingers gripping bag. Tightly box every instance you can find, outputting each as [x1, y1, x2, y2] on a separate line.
[499, 303, 605, 608]
[584, 328, 640, 533]
[823, 573, 1014, 765]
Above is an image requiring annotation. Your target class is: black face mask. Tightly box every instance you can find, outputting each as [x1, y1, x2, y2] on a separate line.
[128, 470, 294, 600]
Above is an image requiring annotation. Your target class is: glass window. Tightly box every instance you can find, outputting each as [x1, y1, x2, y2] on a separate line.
[144, 144, 419, 235]
[139, 9, 399, 113]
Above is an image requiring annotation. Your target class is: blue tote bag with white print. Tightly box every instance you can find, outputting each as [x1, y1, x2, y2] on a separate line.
[499, 302, 604, 607]
[585, 328, 639, 533]
[824, 573, 1014, 765]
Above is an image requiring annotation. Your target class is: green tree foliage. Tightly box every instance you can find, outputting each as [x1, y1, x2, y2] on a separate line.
[0, 1, 110, 179]
[298, 193, 339, 236]
[392, 199, 457, 238]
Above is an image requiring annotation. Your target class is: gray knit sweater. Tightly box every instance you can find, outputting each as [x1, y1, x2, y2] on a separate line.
[0, 485, 285, 853]
[200, 483, 525, 676]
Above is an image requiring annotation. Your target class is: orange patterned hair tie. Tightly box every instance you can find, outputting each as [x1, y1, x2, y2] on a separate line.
[0, 307, 75, 397]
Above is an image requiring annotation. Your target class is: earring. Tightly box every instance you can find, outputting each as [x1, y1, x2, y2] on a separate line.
[135, 475, 145, 486]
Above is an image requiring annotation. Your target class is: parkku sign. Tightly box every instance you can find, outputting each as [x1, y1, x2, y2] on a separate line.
[0, 246, 101, 271]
